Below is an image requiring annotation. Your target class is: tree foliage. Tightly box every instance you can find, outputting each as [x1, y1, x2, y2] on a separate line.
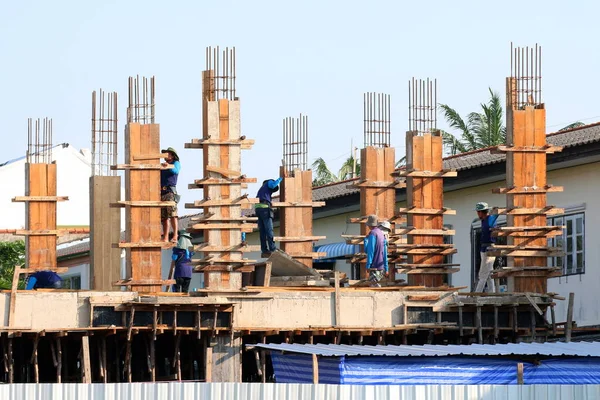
[0, 241, 25, 290]
[338, 156, 361, 181]
[311, 157, 338, 186]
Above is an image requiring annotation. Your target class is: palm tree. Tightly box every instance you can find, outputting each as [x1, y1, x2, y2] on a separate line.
[338, 156, 360, 180]
[311, 157, 338, 186]
[439, 88, 506, 155]
[558, 122, 585, 132]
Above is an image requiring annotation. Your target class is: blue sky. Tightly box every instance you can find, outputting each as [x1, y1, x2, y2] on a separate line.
[1, 0, 599, 209]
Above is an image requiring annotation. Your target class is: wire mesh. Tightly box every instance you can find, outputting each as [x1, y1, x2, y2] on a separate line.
[27, 118, 53, 163]
[408, 78, 437, 135]
[510, 43, 542, 109]
[127, 75, 155, 124]
[205, 46, 236, 100]
[363, 93, 391, 147]
[282, 114, 308, 173]
[92, 89, 118, 176]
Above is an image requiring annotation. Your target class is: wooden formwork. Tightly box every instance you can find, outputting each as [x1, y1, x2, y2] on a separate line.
[346, 147, 399, 279]
[393, 132, 458, 287]
[277, 168, 325, 268]
[112, 123, 174, 293]
[89, 176, 121, 290]
[488, 78, 563, 293]
[15, 163, 64, 270]
[185, 70, 258, 290]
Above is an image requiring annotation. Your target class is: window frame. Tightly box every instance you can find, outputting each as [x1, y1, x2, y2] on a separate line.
[548, 212, 585, 277]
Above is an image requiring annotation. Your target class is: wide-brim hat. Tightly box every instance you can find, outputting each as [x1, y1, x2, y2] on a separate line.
[161, 147, 180, 161]
[366, 214, 378, 227]
[378, 220, 391, 231]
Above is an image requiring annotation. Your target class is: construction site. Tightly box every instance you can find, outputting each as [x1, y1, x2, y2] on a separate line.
[0, 43, 586, 385]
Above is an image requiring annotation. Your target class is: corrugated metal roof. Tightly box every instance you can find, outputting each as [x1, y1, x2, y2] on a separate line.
[251, 341, 600, 357]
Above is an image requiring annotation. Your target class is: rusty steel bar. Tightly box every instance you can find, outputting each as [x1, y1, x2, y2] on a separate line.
[510, 43, 542, 109]
[92, 89, 119, 176]
[408, 78, 437, 135]
[282, 114, 309, 174]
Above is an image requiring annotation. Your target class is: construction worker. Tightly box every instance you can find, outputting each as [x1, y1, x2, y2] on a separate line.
[25, 270, 62, 290]
[161, 147, 181, 243]
[364, 215, 390, 287]
[475, 202, 498, 292]
[255, 177, 282, 258]
[170, 230, 194, 293]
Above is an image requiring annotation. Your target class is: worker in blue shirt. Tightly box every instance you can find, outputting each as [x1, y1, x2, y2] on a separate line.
[25, 270, 62, 290]
[364, 216, 390, 287]
[170, 230, 195, 293]
[161, 147, 181, 243]
[255, 177, 282, 258]
[475, 202, 499, 292]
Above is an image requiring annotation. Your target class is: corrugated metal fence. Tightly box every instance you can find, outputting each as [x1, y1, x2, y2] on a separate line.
[2, 383, 600, 399]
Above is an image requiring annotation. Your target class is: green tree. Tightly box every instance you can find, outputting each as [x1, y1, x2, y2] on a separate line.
[439, 88, 506, 155]
[338, 156, 360, 180]
[311, 157, 338, 186]
[0, 241, 25, 290]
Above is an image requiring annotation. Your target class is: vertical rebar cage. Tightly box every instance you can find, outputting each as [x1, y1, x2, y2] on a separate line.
[92, 90, 118, 176]
[408, 78, 437, 135]
[127, 76, 155, 124]
[282, 114, 308, 174]
[27, 118, 53, 163]
[511, 43, 542, 109]
[363, 93, 391, 148]
[205, 46, 236, 101]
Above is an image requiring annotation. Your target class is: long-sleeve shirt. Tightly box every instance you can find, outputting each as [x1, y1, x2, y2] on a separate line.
[364, 227, 388, 272]
[480, 214, 499, 251]
[161, 160, 181, 189]
[255, 177, 283, 209]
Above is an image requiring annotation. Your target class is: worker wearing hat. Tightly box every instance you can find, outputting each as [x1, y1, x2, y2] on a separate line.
[169, 230, 195, 293]
[475, 202, 498, 292]
[161, 147, 181, 243]
[364, 215, 390, 287]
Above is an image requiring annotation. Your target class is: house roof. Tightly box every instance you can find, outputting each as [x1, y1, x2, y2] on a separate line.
[251, 341, 600, 357]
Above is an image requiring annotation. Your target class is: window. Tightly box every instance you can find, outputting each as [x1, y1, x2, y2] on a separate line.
[62, 275, 82, 289]
[548, 213, 584, 276]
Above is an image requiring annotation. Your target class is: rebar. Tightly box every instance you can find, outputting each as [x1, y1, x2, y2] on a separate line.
[408, 78, 437, 135]
[205, 46, 236, 100]
[127, 76, 155, 124]
[27, 118, 52, 164]
[510, 43, 542, 109]
[363, 93, 391, 147]
[92, 89, 118, 176]
[283, 114, 308, 174]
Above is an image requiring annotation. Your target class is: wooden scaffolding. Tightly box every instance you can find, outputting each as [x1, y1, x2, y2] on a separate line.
[185, 47, 258, 290]
[489, 44, 564, 293]
[112, 76, 175, 293]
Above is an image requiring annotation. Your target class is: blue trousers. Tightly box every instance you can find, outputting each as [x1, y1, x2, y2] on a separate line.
[256, 207, 276, 253]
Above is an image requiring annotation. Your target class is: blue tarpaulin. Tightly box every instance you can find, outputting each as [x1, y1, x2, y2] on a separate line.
[270, 353, 600, 385]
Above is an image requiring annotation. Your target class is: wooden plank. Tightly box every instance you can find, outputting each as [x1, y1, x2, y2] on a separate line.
[111, 163, 173, 170]
[190, 223, 256, 230]
[191, 215, 258, 222]
[205, 346, 213, 382]
[491, 206, 564, 215]
[133, 153, 169, 160]
[334, 271, 341, 327]
[492, 185, 563, 194]
[274, 236, 326, 242]
[312, 354, 319, 384]
[186, 138, 254, 147]
[396, 263, 460, 268]
[271, 201, 325, 207]
[397, 207, 456, 215]
[493, 145, 562, 153]
[26, 163, 57, 270]
[189, 197, 258, 207]
[114, 279, 175, 286]
[115, 242, 175, 248]
[517, 363, 524, 384]
[393, 170, 457, 178]
[12, 196, 68, 202]
[191, 177, 256, 186]
[8, 265, 21, 327]
[566, 292, 574, 342]
[348, 180, 406, 189]
[90, 176, 121, 291]
[206, 165, 242, 178]
[397, 268, 459, 274]
[194, 244, 261, 252]
[112, 200, 176, 207]
[81, 336, 92, 383]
